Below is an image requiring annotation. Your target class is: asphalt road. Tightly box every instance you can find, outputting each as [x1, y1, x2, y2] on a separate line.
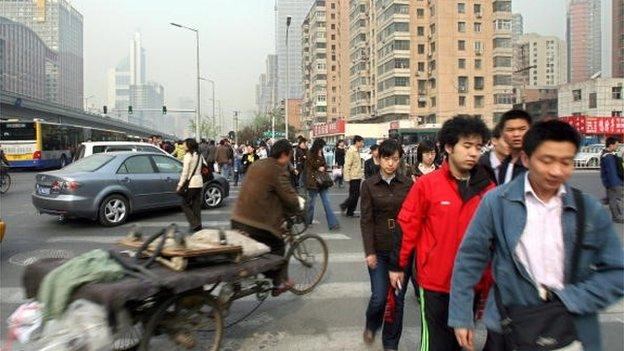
[0, 170, 623, 350]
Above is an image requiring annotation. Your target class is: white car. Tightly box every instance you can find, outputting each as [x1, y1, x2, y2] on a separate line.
[574, 144, 604, 168]
[73, 141, 170, 162]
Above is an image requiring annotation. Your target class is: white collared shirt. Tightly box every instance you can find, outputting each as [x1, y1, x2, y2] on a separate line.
[489, 151, 503, 183]
[516, 173, 567, 294]
[503, 162, 514, 184]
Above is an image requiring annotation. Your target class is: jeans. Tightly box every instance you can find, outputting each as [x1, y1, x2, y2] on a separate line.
[341, 179, 361, 215]
[607, 186, 623, 221]
[366, 250, 414, 350]
[307, 189, 340, 229]
[220, 163, 231, 181]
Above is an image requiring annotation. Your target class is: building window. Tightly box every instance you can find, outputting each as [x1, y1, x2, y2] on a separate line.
[493, 56, 512, 67]
[418, 26, 425, 36]
[613, 87, 622, 99]
[474, 41, 483, 53]
[458, 22, 466, 33]
[429, 78, 436, 89]
[475, 59, 482, 69]
[474, 22, 482, 33]
[474, 4, 482, 15]
[458, 76, 468, 92]
[418, 79, 427, 94]
[431, 96, 436, 107]
[331, 3, 335, 9]
[431, 42, 436, 52]
[474, 76, 484, 90]
[458, 40, 466, 51]
[572, 89, 582, 101]
[418, 62, 425, 71]
[331, 13, 335, 19]
[474, 95, 484, 108]
[458, 3, 466, 13]
[493, 75, 511, 86]
[331, 34, 336, 40]
[418, 44, 425, 54]
[458, 58, 466, 69]
[331, 24, 335, 29]
[459, 96, 466, 107]
[589, 93, 597, 108]
[417, 8, 424, 18]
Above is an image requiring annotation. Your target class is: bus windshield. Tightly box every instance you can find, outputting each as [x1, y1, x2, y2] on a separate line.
[0, 123, 36, 141]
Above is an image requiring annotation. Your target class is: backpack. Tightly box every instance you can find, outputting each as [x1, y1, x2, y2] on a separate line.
[615, 154, 624, 180]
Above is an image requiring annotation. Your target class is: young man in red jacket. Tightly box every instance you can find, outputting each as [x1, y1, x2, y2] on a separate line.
[389, 115, 494, 351]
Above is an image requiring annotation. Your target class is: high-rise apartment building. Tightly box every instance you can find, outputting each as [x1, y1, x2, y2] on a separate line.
[516, 34, 567, 87]
[566, 0, 602, 83]
[348, 0, 513, 126]
[1, 0, 83, 109]
[0, 16, 56, 101]
[614, 0, 623, 78]
[511, 13, 523, 44]
[301, 0, 350, 129]
[276, 0, 315, 102]
[255, 54, 279, 113]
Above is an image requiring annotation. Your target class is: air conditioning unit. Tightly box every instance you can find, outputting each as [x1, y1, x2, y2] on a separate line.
[476, 13, 482, 19]
[475, 50, 482, 56]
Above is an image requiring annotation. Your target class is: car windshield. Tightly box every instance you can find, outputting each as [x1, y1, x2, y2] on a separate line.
[62, 154, 114, 172]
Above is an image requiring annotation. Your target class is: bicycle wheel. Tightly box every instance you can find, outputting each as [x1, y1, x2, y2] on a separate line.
[285, 233, 328, 295]
[0, 174, 11, 194]
[139, 294, 223, 351]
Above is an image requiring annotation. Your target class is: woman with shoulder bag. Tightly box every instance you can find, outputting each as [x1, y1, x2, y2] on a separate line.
[177, 138, 204, 232]
[305, 139, 340, 231]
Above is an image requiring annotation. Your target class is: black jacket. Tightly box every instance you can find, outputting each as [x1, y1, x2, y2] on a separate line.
[497, 155, 527, 184]
[335, 148, 346, 167]
[479, 150, 498, 185]
[364, 158, 380, 179]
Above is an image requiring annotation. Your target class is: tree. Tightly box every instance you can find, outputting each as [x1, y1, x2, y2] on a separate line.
[236, 108, 298, 145]
[187, 118, 218, 140]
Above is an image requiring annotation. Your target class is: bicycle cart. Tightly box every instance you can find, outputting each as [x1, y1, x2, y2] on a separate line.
[22, 215, 328, 350]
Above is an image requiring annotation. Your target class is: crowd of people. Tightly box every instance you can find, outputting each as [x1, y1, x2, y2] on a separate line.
[228, 109, 623, 351]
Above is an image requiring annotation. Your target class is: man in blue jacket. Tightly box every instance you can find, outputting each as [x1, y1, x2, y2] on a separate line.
[448, 120, 624, 351]
[600, 137, 623, 223]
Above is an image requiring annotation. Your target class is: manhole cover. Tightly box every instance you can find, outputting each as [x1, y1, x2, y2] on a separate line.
[9, 249, 75, 266]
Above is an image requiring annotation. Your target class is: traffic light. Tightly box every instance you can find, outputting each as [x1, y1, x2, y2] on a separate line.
[128, 105, 133, 115]
[162, 106, 167, 115]
[103, 105, 108, 114]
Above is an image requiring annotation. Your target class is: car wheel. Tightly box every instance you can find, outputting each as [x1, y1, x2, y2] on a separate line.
[59, 155, 67, 169]
[203, 184, 223, 208]
[99, 194, 129, 226]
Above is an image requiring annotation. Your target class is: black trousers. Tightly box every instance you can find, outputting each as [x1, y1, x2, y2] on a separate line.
[231, 220, 285, 284]
[341, 179, 361, 215]
[181, 188, 202, 231]
[419, 288, 462, 351]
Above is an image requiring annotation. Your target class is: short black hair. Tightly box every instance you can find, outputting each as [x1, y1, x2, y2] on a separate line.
[269, 139, 293, 159]
[606, 136, 621, 147]
[492, 123, 503, 139]
[416, 140, 436, 163]
[310, 138, 326, 155]
[497, 109, 532, 130]
[370, 144, 379, 151]
[352, 135, 364, 143]
[522, 120, 581, 157]
[438, 115, 491, 149]
[378, 139, 403, 158]
[184, 138, 199, 153]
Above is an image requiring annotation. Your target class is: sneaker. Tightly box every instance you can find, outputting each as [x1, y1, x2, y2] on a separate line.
[329, 224, 340, 231]
[345, 213, 360, 218]
[271, 280, 294, 297]
[339, 204, 347, 213]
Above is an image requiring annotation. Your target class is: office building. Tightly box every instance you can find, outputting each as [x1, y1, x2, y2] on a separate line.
[558, 78, 623, 117]
[348, 0, 514, 126]
[614, 0, 623, 78]
[566, 0, 602, 83]
[255, 54, 279, 114]
[275, 0, 315, 102]
[1, 0, 83, 109]
[301, 0, 350, 129]
[515, 33, 567, 86]
[130, 82, 165, 131]
[107, 57, 131, 121]
[0, 17, 57, 101]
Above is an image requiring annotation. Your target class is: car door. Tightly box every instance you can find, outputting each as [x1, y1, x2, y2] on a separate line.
[116, 155, 161, 210]
[151, 155, 183, 205]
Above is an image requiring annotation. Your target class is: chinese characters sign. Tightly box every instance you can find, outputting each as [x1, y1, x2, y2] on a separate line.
[560, 116, 624, 135]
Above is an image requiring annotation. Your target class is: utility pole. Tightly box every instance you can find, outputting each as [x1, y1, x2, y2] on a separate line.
[285, 16, 292, 140]
[233, 110, 240, 146]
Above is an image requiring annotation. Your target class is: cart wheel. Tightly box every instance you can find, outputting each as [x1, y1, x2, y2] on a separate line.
[138, 294, 223, 351]
[285, 233, 328, 295]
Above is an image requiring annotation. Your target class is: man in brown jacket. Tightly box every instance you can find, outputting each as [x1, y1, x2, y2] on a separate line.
[231, 139, 304, 295]
[215, 139, 233, 181]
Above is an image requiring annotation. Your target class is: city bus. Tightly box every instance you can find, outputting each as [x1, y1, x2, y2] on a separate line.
[0, 120, 135, 169]
[388, 127, 440, 145]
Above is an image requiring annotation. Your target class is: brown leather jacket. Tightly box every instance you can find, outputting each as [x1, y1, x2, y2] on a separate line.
[232, 158, 300, 237]
[305, 151, 327, 190]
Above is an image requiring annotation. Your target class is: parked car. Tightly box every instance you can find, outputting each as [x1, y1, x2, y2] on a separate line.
[73, 141, 170, 162]
[32, 152, 229, 226]
[574, 144, 604, 168]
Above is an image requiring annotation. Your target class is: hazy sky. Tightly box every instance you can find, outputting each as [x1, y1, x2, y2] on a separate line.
[76, 0, 614, 125]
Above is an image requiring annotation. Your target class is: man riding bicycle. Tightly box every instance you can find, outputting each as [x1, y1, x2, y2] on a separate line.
[0, 144, 9, 175]
[231, 139, 305, 296]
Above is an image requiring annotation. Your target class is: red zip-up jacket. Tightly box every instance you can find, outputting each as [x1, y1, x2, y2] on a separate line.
[395, 162, 494, 293]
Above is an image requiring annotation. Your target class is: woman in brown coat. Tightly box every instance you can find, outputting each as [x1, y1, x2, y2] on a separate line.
[305, 139, 340, 231]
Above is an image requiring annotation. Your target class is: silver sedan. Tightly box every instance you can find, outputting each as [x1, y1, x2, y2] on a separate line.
[32, 152, 229, 226]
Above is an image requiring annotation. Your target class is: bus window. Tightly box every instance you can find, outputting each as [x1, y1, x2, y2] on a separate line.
[1, 123, 36, 140]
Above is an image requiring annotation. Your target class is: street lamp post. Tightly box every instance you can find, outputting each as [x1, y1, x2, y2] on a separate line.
[285, 16, 292, 140]
[171, 22, 201, 141]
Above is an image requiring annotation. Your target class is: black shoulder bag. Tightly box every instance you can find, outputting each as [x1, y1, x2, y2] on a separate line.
[494, 188, 584, 350]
